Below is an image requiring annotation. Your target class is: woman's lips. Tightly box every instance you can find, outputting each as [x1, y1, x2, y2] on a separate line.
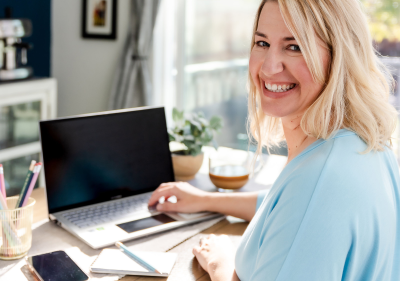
[262, 83, 298, 99]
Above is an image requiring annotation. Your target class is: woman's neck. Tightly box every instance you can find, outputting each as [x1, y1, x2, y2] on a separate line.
[282, 115, 317, 164]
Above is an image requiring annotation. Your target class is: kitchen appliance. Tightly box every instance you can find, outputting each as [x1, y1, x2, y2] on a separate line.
[0, 8, 33, 81]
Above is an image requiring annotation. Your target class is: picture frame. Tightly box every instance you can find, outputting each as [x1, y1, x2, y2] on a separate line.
[81, 0, 117, 40]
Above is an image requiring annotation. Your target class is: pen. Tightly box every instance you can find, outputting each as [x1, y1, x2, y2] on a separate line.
[15, 160, 36, 208]
[115, 242, 162, 274]
[0, 164, 6, 199]
[21, 163, 42, 207]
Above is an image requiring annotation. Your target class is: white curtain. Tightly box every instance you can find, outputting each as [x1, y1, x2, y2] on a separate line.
[108, 0, 161, 109]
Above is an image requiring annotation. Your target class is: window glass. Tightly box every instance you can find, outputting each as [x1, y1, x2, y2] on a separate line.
[361, 0, 400, 56]
[0, 101, 41, 149]
[185, 0, 258, 64]
[183, 0, 260, 150]
[361, 0, 400, 159]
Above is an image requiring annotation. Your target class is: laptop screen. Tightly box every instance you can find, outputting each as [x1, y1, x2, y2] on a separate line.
[40, 107, 175, 214]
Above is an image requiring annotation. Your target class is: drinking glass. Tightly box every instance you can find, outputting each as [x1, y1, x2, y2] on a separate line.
[209, 147, 261, 192]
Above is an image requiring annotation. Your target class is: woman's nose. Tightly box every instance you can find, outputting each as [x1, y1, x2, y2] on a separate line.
[260, 49, 284, 77]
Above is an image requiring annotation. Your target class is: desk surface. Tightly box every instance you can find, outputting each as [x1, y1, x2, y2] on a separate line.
[29, 187, 249, 281]
[0, 154, 287, 280]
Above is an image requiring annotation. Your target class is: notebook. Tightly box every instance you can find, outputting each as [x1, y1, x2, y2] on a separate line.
[90, 248, 178, 277]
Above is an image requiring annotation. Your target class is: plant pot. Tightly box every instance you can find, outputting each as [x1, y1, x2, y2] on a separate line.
[171, 152, 204, 181]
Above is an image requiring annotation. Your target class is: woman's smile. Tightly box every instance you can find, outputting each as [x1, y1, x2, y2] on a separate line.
[261, 79, 298, 99]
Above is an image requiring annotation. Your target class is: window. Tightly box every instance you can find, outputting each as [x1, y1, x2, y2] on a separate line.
[153, 0, 260, 150]
[361, 0, 400, 158]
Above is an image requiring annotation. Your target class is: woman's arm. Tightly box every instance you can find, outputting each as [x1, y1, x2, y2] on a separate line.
[147, 182, 258, 221]
[203, 191, 258, 222]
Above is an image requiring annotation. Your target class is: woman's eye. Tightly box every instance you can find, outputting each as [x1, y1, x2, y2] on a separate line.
[288, 45, 301, 52]
[256, 41, 270, 48]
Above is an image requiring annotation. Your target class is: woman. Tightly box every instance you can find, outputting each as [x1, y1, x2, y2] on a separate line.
[148, 0, 400, 280]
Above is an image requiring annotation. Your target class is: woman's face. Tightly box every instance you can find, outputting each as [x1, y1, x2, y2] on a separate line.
[249, 1, 330, 121]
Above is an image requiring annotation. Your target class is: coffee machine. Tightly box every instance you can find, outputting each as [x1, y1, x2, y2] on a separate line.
[0, 8, 33, 81]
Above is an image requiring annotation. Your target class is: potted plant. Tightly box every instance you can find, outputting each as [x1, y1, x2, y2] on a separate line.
[169, 108, 222, 181]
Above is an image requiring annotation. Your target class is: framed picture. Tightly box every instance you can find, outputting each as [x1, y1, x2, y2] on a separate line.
[82, 0, 117, 40]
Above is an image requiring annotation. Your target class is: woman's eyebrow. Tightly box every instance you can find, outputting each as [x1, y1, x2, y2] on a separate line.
[283, 37, 296, 41]
[255, 31, 267, 38]
[255, 31, 296, 41]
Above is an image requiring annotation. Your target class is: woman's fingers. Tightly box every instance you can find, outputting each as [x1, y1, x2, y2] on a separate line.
[192, 237, 213, 273]
[156, 201, 181, 212]
[147, 185, 179, 206]
[193, 245, 208, 255]
[193, 246, 201, 255]
[192, 234, 235, 275]
[148, 182, 206, 213]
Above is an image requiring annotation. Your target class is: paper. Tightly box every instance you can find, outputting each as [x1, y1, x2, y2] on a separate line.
[177, 211, 211, 220]
[91, 249, 177, 277]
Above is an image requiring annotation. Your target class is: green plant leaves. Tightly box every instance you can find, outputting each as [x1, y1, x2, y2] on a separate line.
[172, 108, 183, 122]
[168, 108, 223, 156]
[209, 116, 223, 131]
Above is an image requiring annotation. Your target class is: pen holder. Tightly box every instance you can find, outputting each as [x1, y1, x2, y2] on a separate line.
[0, 196, 35, 260]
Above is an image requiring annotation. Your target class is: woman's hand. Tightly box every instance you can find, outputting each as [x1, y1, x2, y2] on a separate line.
[193, 234, 239, 281]
[147, 182, 209, 213]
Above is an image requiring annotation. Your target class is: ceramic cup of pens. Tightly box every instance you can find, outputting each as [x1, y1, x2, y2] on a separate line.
[0, 161, 42, 260]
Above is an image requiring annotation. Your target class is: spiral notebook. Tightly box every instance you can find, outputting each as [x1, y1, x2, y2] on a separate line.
[90, 249, 178, 277]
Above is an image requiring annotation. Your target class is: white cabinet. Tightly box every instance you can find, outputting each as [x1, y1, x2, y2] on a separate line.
[0, 78, 57, 195]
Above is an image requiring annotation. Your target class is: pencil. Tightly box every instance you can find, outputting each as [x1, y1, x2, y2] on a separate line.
[0, 187, 7, 210]
[0, 184, 9, 255]
[0, 165, 6, 199]
[15, 160, 36, 208]
[115, 242, 162, 274]
[21, 163, 42, 207]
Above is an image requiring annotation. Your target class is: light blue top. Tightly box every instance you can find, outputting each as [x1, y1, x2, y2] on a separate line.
[235, 129, 400, 281]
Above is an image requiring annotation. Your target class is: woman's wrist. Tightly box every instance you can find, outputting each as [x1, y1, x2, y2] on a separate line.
[202, 192, 223, 213]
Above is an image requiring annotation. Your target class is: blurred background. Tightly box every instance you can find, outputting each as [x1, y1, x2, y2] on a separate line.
[0, 0, 399, 194]
[152, 0, 400, 153]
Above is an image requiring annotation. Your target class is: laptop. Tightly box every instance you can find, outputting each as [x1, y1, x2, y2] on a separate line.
[39, 106, 221, 249]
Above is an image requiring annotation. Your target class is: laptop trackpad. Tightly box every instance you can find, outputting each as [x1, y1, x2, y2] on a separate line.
[116, 214, 176, 233]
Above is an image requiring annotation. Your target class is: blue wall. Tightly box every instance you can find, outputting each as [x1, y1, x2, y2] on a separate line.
[0, 1, 51, 77]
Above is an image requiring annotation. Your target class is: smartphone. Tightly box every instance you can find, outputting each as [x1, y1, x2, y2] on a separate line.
[25, 250, 89, 281]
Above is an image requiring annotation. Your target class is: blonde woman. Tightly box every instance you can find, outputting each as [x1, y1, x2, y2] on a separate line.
[148, 0, 400, 280]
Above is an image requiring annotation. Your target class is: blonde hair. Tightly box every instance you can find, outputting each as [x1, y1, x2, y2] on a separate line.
[248, 0, 398, 156]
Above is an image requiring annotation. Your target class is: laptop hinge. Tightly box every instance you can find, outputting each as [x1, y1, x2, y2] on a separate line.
[49, 214, 59, 224]
[49, 214, 64, 226]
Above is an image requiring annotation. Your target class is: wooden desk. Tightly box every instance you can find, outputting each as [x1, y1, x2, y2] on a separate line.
[31, 188, 50, 224]
[0, 154, 286, 280]
[29, 187, 249, 281]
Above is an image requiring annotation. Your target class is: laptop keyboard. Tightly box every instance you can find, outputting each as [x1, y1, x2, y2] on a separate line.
[61, 193, 152, 229]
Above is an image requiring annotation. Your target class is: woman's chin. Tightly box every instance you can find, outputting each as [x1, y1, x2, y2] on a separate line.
[261, 105, 293, 118]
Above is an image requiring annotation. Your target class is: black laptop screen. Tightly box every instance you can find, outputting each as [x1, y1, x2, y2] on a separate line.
[40, 107, 175, 214]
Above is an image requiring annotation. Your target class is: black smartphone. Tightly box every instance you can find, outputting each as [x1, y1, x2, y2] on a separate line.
[25, 250, 89, 281]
